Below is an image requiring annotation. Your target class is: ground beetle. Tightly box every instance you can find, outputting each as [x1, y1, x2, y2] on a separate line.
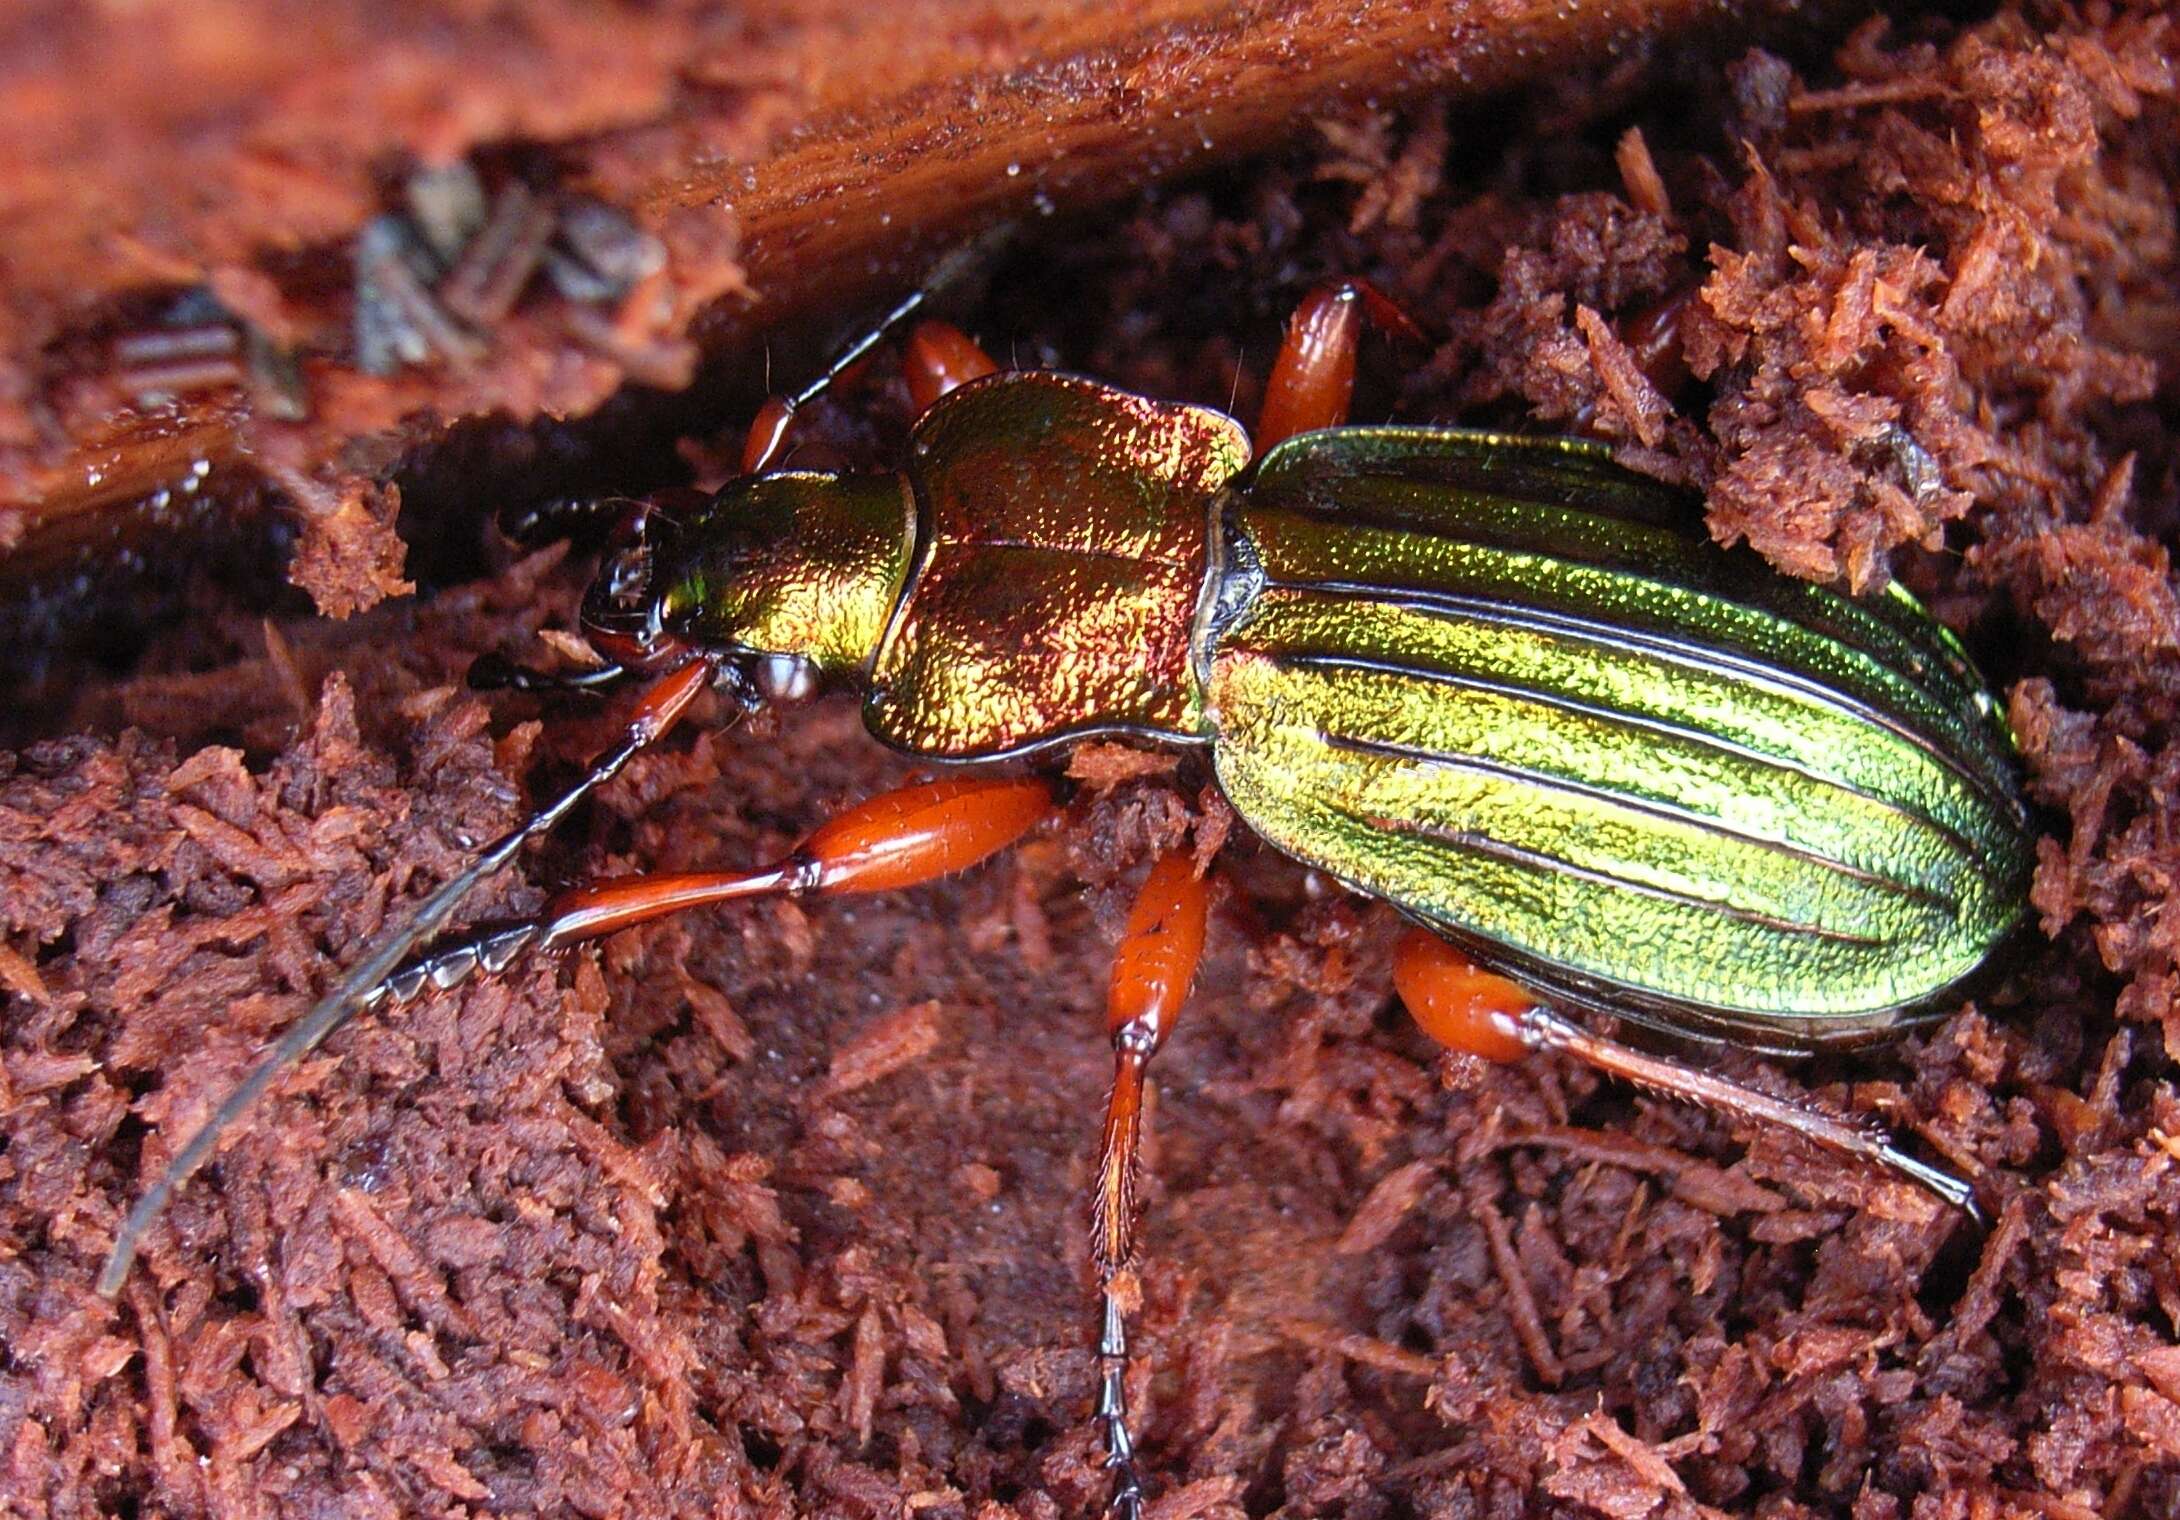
[101, 274, 2034, 1518]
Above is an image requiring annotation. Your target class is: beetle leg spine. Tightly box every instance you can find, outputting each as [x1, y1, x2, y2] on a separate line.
[1092, 1045, 1148, 1278]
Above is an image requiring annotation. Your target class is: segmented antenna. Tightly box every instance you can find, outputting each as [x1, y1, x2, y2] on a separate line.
[98, 658, 718, 1296]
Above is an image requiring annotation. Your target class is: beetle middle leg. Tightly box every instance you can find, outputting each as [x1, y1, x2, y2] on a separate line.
[358, 788, 1206, 1520]
[359, 790, 1199, 1520]
[1391, 929, 1982, 1219]
[142, 754, 1180, 1509]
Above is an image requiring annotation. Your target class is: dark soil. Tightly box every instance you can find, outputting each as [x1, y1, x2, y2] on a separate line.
[4, 7, 2178, 1518]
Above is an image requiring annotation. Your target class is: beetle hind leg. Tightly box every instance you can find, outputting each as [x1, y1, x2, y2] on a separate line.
[1086, 850, 1211, 1517]
[1391, 928, 1982, 1222]
[1524, 1004, 1984, 1223]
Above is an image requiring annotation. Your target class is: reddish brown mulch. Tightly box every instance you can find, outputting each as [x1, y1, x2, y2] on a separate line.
[4, 7, 2178, 1518]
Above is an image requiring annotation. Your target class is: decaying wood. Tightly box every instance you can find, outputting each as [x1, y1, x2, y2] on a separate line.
[2, 0, 1797, 612]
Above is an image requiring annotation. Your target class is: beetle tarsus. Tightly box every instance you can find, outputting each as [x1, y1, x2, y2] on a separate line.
[1098, 1291, 1148, 1520]
[1522, 1005, 1983, 1222]
[363, 923, 544, 1011]
[1873, 1141, 1985, 1226]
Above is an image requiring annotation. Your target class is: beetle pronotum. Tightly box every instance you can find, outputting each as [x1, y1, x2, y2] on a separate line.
[101, 273, 2030, 1518]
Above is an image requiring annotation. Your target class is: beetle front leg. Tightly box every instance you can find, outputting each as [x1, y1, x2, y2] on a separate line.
[100, 769, 1048, 1294]
[1090, 850, 1210, 1520]
[357, 776, 1057, 1019]
[337, 787, 1198, 1520]
[903, 320, 999, 411]
[1256, 278, 1424, 449]
[1391, 929, 1982, 1221]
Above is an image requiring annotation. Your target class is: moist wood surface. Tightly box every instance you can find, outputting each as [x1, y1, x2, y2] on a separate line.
[0, 0, 1770, 607]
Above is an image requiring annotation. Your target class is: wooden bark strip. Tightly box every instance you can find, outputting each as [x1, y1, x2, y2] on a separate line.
[0, 0, 1755, 594]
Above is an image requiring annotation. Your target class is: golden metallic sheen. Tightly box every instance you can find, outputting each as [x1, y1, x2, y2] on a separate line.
[866, 372, 1247, 757]
[662, 472, 914, 672]
[671, 395, 2029, 1046]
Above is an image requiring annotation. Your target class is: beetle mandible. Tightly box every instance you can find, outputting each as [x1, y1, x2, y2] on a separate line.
[101, 274, 2034, 1518]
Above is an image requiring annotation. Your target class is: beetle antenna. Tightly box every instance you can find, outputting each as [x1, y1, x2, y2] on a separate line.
[98, 658, 717, 1297]
[790, 283, 934, 410]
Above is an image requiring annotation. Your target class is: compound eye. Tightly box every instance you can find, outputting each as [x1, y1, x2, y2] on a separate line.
[753, 652, 819, 704]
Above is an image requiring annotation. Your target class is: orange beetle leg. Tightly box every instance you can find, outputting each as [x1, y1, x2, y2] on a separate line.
[538, 775, 1057, 947]
[1089, 848, 1211, 1520]
[742, 315, 998, 472]
[94, 653, 722, 1297]
[1092, 850, 1210, 1276]
[1390, 928, 1983, 1219]
[1392, 927, 1537, 1065]
[1529, 1009, 1983, 1220]
[1256, 277, 1425, 450]
[904, 319, 1000, 413]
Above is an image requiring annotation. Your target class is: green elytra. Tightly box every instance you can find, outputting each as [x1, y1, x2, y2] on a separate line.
[653, 368, 2031, 1046]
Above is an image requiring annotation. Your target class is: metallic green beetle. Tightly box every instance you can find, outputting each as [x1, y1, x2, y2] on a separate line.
[641, 368, 2029, 1044]
[101, 299, 2033, 1520]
